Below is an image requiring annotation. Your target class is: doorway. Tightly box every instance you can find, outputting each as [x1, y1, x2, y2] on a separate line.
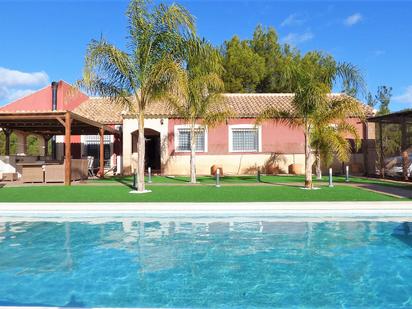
[131, 128, 161, 172]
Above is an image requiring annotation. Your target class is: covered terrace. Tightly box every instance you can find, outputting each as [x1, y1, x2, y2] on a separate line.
[0, 110, 119, 185]
[368, 110, 412, 181]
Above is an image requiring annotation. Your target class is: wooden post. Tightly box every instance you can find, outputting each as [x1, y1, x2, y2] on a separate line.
[401, 118, 408, 181]
[379, 121, 385, 179]
[99, 127, 104, 178]
[44, 136, 49, 157]
[363, 123, 369, 176]
[64, 112, 72, 186]
[4, 129, 11, 156]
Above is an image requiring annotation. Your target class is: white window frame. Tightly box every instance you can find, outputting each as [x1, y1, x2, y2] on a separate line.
[174, 124, 208, 153]
[228, 124, 262, 153]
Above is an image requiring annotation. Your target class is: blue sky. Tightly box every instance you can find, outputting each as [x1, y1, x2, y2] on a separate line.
[0, 0, 411, 111]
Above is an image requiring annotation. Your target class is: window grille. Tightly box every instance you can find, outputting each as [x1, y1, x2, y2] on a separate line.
[84, 135, 111, 145]
[231, 128, 259, 152]
[177, 128, 205, 152]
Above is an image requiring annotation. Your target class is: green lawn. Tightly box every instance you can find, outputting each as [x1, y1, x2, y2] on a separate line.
[0, 184, 400, 202]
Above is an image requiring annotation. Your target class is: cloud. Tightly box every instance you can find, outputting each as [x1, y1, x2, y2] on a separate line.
[282, 31, 314, 46]
[0, 67, 49, 103]
[281, 13, 306, 27]
[373, 50, 386, 56]
[344, 13, 363, 26]
[393, 86, 412, 104]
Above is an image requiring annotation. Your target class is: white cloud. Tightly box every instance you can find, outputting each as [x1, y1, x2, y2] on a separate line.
[373, 50, 386, 56]
[344, 13, 363, 26]
[0, 67, 49, 103]
[282, 31, 314, 46]
[393, 86, 412, 104]
[281, 13, 306, 27]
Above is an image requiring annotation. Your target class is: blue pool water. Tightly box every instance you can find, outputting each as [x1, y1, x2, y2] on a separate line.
[0, 218, 412, 308]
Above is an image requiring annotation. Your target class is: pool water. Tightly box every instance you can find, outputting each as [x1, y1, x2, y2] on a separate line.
[0, 218, 412, 308]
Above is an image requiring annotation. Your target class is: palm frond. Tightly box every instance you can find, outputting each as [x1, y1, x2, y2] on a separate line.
[336, 62, 367, 97]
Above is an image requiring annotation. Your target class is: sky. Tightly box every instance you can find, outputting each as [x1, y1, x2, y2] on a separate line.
[0, 0, 411, 111]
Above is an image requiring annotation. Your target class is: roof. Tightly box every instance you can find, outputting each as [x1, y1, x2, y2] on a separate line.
[368, 109, 412, 123]
[73, 93, 372, 124]
[0, 111, 119, 135]
[0, 80, 88, 112]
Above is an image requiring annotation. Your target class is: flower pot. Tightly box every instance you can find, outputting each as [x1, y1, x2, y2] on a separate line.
[266, 163, 280, 175]
[288, 164, 303, 175]
[211, 165, 223, 176]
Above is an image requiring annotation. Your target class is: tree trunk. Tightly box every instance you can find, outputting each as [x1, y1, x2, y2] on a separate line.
[304, 123, 314, 189]
[137, 113, 146, 192]
[190, 124, 197, 184]
[315, 151, 322, 180]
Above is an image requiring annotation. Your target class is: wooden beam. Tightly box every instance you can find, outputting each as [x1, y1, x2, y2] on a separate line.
[43, 134, 52, 157]
[55, 116, 66, 127]
[3, 128, 12, 156]
[64, 112, 72, 186]
[99, 127, 104, 178]
[363, 122, 369, 176]
[379, 121, 385, 179]
[70, 112, 119, 135]
[401, 118, 409, 181]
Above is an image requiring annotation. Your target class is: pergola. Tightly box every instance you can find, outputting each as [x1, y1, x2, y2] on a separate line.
[368, 110, 412, 180]
[0, 110, 119, 185]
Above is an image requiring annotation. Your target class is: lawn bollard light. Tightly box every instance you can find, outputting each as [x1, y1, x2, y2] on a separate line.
[257, 169, 261, 182]
[148, 167, 152, 183]
[216, 168, 221, 188]
[328, 168, 334, 188]
[345, 165, 350, 182]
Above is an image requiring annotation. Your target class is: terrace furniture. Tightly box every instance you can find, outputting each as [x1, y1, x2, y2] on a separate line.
[87, 156, 95, 177]
[44, 163, 65, 183]
[2, 172, 18, 182]
[20, 163, 44, 183]
[45, 159, 88, 183]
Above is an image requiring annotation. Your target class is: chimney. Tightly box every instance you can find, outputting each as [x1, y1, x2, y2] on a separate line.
[51, 81, 58, 111]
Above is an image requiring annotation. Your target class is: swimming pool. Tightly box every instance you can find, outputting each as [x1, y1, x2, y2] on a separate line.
[0, 217, 411, 308]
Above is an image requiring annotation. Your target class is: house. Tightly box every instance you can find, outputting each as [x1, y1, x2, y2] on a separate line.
[0, 80, 375, 177]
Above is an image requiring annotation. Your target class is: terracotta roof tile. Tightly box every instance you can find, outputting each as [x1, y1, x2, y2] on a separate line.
[73, 93, 372, 124]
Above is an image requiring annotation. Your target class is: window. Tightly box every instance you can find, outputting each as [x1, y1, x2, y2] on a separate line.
[84, 135, 111, 168]
[175, 126, 207, 152]
[229, 125, 261, 152]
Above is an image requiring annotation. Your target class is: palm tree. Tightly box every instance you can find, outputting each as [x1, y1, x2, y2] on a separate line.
[258, 51, 365, 188]
[168, 36, 230, 183]
[311, 95, 365, 179]
[78, 0, 194, 192]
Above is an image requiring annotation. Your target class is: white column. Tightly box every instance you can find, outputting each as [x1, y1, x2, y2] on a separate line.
[15, 132, 27, 155]
[37, 135, 46, 156]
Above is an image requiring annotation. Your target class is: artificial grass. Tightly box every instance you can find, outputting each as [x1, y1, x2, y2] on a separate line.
[0, 184, 400, 202]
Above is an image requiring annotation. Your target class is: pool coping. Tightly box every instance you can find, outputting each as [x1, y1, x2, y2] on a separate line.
[0, 202, 412, 218]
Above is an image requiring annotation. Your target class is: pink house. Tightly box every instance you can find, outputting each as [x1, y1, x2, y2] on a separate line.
[0, 80, 374, 177]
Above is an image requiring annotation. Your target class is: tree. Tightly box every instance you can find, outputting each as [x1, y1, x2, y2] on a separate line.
[78, 0, 194, 193]
[366, 92, 377, 108]
[221, 36, 265, 92]
[311, 96, 364, 179]
[376, 85, 392, 115]
[258, 51, 365, 188]
[169, 37, 231, 183]
[0, 131, 17, 155]
[250, 25, 283, 93]
[342, 79, 357, 98]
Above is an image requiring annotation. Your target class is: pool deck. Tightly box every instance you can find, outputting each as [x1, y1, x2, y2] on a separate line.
[0, 202, 412, 218]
